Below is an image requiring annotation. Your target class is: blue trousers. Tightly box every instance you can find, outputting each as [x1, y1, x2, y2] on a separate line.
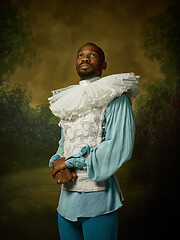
[58, 210, 118, 240]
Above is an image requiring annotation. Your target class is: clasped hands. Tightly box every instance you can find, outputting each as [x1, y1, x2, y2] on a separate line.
[51, 154, 88, 184]
[51, 157, 77, 184]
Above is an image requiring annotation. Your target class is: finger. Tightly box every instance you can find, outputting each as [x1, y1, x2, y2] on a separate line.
[60, 170, 69, 184]
[71, 171, 78, 182]
[51, 168, 56, 177]
[57, 179, 61, 184]
[54, 172, 63, 183]
[51, 167, 61, 178]
[51, 168, 59, 178]
[62, 169, 75, 183]
[55, 171, 67, 184]
[64, 169, 73, 181]
[55, 169, 73, 184]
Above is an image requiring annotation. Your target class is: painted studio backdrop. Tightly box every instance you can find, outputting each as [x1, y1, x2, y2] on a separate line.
[0, 0, 179, 239]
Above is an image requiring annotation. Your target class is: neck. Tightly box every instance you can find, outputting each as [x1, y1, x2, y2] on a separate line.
[80, 74, 102, 80]
[79, 76, 101, 86]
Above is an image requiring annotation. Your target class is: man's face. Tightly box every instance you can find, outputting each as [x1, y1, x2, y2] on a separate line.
[76, 44, 107, 80]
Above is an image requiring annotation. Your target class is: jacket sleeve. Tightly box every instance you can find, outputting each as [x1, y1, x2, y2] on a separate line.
[49, 127, 65, 168]
[85, 94, 135, 181]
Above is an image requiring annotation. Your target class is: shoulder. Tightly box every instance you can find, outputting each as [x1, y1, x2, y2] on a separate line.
[105, 94, 132, 118]
[109, 93, 131, 108]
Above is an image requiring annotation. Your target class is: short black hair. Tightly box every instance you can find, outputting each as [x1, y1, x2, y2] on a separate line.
[83, 42, 105, 62]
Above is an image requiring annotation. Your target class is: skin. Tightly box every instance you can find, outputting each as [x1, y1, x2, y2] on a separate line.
[52, 44, 107, 184]
[76, 44, 107, 79]
[55, 168, 78, 184]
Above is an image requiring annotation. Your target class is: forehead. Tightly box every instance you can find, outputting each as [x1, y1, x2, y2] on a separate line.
[78, 44, 101, 55]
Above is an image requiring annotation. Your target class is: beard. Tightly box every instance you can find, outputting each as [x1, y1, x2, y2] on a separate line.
[77, 69, 97, 79]
[76, 63, 100, 79]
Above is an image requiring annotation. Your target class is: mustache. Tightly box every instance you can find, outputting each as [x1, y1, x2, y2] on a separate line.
[79, 62, 93, 67]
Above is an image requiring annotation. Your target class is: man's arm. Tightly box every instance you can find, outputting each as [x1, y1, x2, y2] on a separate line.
[49, 128, 65, 168]
[85, 94, 135, 181]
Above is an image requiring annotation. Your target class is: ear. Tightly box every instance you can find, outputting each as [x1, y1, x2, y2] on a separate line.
[102, 61, 107, 70]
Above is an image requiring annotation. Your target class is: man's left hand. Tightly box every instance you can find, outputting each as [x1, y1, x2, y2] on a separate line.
[55, 168, 78, 184]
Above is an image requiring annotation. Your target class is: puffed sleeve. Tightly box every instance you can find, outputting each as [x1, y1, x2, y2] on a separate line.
[85, 94, 135, 181]
[49, 127, 65, 168]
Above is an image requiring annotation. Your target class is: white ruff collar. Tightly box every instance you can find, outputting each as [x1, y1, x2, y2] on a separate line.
[48, 73, 140, 120]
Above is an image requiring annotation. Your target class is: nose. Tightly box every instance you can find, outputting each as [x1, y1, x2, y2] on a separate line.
[81, 55, 91, 63]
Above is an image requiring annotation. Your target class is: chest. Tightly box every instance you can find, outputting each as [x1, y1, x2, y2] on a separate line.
[60, 107, 106, 156]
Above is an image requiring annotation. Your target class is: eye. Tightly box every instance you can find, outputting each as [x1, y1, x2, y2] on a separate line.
[91, 53, 96, 57]
[78, 53, 83, 58]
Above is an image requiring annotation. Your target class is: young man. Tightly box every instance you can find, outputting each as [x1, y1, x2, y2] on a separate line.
[49, 43, 140, 240]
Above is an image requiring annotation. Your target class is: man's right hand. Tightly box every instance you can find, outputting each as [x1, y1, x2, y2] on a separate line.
[54, 168, 78, 184]
[51, 157, 68, 178]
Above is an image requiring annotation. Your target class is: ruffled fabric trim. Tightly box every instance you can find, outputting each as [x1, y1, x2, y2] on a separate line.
[48, 73, 140, 120]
